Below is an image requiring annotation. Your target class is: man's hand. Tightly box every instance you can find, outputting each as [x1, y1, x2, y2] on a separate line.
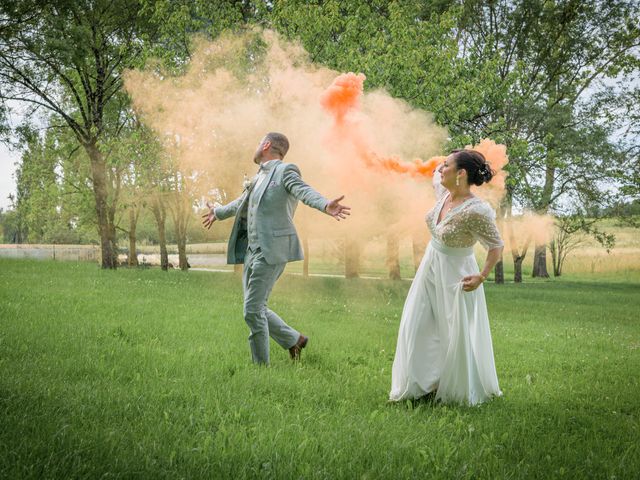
[461, 274, 485, 292]
[325, 195, 351, 221]
[201, 201, 217, 230]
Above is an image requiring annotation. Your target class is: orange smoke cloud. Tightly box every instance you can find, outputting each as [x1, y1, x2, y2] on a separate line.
[372, 154, 444, 178]
[321, 73, 444, 179]
[320, 72, 366, 125]
[319, 74, 511, 199]
[124, 31, 447, 244]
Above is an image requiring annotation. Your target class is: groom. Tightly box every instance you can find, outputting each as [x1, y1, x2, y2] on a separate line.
[202, 132, 350, 364]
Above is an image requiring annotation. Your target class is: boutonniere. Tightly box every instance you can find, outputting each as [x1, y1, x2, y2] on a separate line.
[242, 174, 253, 192]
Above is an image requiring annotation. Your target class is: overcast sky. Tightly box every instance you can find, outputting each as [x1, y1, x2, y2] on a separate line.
[0, 142, 19, 210]
[0, 100, 43, 211]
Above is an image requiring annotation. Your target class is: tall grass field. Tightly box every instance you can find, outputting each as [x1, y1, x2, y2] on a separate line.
[1, 259, 639, 479]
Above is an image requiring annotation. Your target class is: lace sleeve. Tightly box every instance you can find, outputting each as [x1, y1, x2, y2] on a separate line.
[470, 202, 504, 250]
[432, 169, 448, 200]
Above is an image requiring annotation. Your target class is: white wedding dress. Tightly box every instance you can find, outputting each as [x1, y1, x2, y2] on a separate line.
[389, 173, 503, 405]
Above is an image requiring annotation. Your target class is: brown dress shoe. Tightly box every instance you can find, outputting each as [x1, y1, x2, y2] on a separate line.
[289, 334, 308, 360]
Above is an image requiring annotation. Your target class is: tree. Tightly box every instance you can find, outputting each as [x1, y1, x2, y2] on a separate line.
[0, 0, 158, 268]
[166, 169, 194, 271]
[110, 115, 162, 267]
[494, 203, 507, 284]
[134, 125, 172, 271]
[149, 193, 169, 270]
[269, 2, 468, 281]
[116, 143, 141, 267]
[344, 237, 361, 279]
[506, 211, 531, 284]
[266, 1, 528, 282]
[13, 128, 59, 243]
[0, 205, 25, 243]
[131, 2, 269, 271]
[452, 0, 640, 279]
[270, 1, 461, 114]
[139, 0, 265, 73]
[550, 213, 615, 277]
[386, 233, 401, 280]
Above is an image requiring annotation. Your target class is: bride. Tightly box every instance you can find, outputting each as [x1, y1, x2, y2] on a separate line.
[389, 149, 504, 406]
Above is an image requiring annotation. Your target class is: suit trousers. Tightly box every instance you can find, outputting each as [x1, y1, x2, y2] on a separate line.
[242, 247, 300, 364]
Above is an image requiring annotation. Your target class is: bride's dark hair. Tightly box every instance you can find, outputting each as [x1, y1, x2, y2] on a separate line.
[451, 149, 494, 186]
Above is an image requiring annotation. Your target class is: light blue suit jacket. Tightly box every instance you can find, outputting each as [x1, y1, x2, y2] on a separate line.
[214, 161, 329, 265]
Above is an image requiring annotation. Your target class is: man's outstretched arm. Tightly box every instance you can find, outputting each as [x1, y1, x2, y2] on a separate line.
[282, 164, 351, 220]
[201, 193, 245, 229]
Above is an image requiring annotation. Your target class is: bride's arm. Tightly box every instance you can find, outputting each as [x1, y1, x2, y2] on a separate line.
[479, 246, 503, 280]
[462, 246, 503, 291]
[432, 168, 448, 199]
[462, 203, 505, 291]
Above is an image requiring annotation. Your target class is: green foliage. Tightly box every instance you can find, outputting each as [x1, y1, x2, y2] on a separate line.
[0, 101, 9, 142]
[14, 128, 67, 243]
[550, 213, 617, 276]
[10, 122, 100, 244]
[451, 0, 640, 212]
[2, 0, 637, 255]
[601, 199, 640, 218]
[1, 260, 639, 478]
[0, 208, 23, 243]
[270, 1, 478, 131]
[138, 0, 266, 72]
[0, 0, 156, 142]
[267, 0, 638, 216]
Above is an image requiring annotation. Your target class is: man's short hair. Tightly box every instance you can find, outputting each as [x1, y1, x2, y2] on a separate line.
[265, 132, 290, 158]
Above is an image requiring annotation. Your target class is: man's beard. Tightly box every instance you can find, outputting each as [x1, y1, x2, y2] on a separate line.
[253, 150, 262, 164]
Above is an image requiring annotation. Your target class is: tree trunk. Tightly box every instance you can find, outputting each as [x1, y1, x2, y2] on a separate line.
[386, 233, 401, 280]
[532, 242, 550, 278]
[505, 192, 530, 284]
[494, 202, 506, 284]
[168, 187, 191, 272]
[109, 222, 118, 267]
[108, 171, 122, 268]
[508, 225, 530, 284]
[175, 207, 189, 271]
[550, 240, 561, 276]
[344, 237, 360, 279]
[177, 236, 188, 270]
[303, 236, 310, 278]
[87, 142, 117, 269]
[494, 259, 504, 284]
[172, 208, 188, 271]
[159, 230, 169, 270]
[151, 200, 169, 271]
[513, 256, 524, 283]
[128, 207, 139, 267]
[535, 153, 554, 278]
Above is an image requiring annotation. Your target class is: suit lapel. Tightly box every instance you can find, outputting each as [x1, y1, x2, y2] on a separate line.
[253, 160, 281, 206]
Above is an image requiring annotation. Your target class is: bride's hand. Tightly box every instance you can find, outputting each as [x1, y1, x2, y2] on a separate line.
[461, 274, 485, 292]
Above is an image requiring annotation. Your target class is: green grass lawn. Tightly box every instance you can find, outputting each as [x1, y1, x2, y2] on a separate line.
[1, 259, 639, 479]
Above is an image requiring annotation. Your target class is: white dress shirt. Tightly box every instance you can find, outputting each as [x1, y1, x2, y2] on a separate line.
[253, 159, 278, 191]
